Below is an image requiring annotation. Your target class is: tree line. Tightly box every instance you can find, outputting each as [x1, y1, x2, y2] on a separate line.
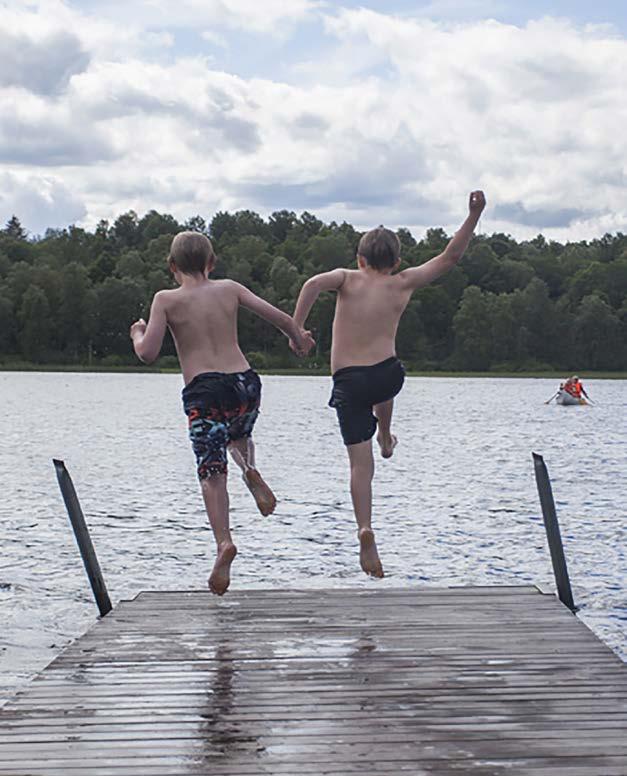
[0, 210, 626, 371]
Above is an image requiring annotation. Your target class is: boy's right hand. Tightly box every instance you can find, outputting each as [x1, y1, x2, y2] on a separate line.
[469, 190, 486, 213]
[130, 318, 146, 339]
[290, 329, 315, 357]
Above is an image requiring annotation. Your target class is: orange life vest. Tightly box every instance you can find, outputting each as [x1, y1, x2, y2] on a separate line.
[566, 381, 582, 398]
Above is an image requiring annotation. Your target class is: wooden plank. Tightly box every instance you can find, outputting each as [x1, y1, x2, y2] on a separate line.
[2, 760, 627, 776]
[4, 718, 627, 743]
[3, 737, 627, 761]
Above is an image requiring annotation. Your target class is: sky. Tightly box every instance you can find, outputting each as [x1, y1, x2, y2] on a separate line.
[1, 0, 626, 241]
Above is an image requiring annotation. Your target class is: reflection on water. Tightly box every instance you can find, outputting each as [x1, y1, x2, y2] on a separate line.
[0, 372, 625, 703]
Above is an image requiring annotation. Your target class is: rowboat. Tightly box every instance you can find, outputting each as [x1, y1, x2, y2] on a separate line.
[556, 389, 588, 406]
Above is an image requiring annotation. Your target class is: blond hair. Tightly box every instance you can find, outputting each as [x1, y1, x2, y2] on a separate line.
[168, 231, 215, 275]
[357, 227, 400, 270]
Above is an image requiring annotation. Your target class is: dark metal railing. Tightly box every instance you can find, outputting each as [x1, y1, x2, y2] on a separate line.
[532, 452, 578, 614]
[53, 459, 112, 617]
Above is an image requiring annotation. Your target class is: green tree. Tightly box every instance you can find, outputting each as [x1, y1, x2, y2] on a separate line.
[572, 294, 624, 369]
[4, 215, 27, 240]
[18, 285, 51, 361]
[268, 210, 297, 243]
[518, 278, 558, 364]
[0, 294, 15, 354]
[184, 215, 208, 234]
[116, 251, 145, 279]
[307, 232, 353, 272]
[415, 286, 455, 355]
[269, 256, 301, 300]
[92, 277, 145, 357]
[485, 259, 533, 293]
[452, 286, 493, 370]
[463, 243, 499, 286]
[112, 211, 140, 250]
[58, 264, 91, 358]
[138, 210, 180, 245]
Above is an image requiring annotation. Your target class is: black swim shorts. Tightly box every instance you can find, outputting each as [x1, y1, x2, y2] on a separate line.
[329, 356, 405, 446]
[182, 369, 261, 479]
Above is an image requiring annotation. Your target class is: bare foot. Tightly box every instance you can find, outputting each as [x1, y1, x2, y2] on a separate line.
[377, 432, 398, 459]
[208, 542, 237, 596]
[358, 528, 384, 578]
[243, 469, 277, 516]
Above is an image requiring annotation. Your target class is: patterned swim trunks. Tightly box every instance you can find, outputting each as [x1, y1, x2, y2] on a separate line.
[182, 369, 261, 479]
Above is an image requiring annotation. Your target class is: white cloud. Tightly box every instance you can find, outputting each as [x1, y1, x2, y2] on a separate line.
[0, 2, 626, 240]
[0, 172, 87, 234]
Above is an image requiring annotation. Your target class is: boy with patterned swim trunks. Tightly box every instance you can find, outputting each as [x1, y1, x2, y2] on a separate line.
[131, 232, 313, 595]
[292, 192, 486, 579]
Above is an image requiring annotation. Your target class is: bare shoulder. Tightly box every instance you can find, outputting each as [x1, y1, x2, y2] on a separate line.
[333, 268, 354, 288]
[213, 278, 248, 299]
[153, 288, 177, 308]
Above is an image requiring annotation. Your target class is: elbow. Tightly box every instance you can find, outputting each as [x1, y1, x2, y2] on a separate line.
[135, 345, 157, 364]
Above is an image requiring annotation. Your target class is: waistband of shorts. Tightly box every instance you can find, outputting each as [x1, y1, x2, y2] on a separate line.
[332, 356, 401, 379]
[182, 367, 258, 396]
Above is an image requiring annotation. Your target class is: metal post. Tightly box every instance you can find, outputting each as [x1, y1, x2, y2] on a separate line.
[53, 459, 112, 617]
[532, 453, 577, 614]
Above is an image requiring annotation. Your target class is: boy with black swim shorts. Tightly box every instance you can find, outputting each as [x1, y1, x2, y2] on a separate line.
[292, 192, 486, 578]
[130, 232, 313, 595]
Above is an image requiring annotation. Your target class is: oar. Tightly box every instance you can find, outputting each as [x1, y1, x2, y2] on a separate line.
[544, 392, 559, 404]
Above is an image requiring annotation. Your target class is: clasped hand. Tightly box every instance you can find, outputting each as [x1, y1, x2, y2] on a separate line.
[290, 329, 315, 357]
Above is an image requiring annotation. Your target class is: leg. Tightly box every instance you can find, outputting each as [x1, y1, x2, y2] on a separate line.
[228, 436, 277, 516]
[347, 440, 384, 578]
[374, 399, 397, 459]
[200, 473, 237, 595]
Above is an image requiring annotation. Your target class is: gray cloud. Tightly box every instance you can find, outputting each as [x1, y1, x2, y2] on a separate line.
[493, 201, 593, 228]
[77, 81, 260, 153]
[0, 114, 117, 166]
[514, 53, 600, 102]
[186, 110, 260, 154]
[0, 30, 89, 96]
[233, 128, 451, 224]
[0, 174, 87, 235]
[291, 112, 330, 135]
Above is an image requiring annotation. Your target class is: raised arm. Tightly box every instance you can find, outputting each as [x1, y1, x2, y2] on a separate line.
[400, 191, 486, 292]
[235, 282, 313, 354]
[130, 292, 168, 364]
[293, 269, 346, 329]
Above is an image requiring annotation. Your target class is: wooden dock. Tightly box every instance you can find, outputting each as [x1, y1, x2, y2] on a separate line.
[1, 586, 626, 775]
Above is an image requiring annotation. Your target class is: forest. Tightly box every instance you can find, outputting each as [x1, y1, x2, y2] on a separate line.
[0, 210, 626, 372]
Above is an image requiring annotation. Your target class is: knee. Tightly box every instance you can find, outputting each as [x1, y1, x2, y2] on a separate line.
[201, 472, 228, 491]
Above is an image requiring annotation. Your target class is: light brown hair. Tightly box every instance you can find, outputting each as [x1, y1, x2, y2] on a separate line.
[168, 231, 215, 275]
[357, 227, 400, 270]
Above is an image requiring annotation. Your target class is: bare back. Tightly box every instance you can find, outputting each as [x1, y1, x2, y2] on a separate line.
[162, 280, 249, 384]
[331, 270, 411, 373]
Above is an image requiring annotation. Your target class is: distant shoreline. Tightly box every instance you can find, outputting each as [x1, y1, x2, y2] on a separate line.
[1, 364, 625, 379]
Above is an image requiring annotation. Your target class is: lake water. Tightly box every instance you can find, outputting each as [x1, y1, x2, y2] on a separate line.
[0, 372, 625, 704]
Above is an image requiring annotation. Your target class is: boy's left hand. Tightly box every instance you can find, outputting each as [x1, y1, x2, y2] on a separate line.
[290, 329, 315, 357]
[130, 319, 146, 339]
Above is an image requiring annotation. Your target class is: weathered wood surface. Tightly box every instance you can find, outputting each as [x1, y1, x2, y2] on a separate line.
[1, 586, 625, 775]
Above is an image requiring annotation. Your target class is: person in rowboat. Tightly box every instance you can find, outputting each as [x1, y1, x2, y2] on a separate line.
[565, 375, 589, 401]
